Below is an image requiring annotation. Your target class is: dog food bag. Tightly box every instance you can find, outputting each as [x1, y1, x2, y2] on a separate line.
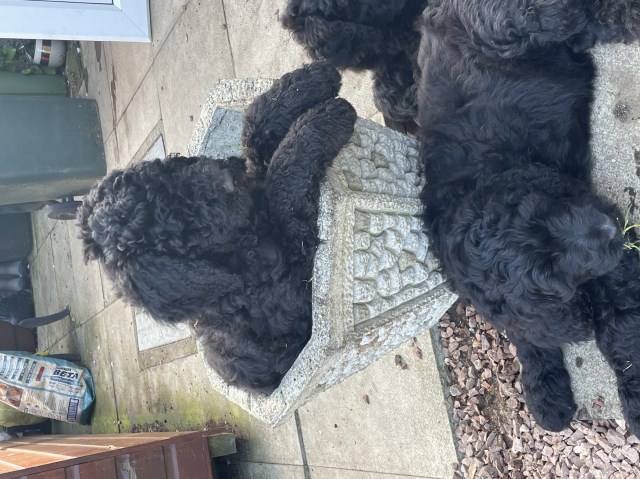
[0, 352, 95, 425]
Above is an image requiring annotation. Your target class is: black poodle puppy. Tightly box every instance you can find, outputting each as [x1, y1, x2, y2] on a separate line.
[416, 4, 640, 434]
[281, 0, 426, 133]
[282, 0, 640, 132]
[78, 63, 357, 394]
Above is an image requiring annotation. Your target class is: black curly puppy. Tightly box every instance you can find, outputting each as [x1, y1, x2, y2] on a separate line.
[281, 0, 426, 133]
[282, 0, 640, 132]
[416, 4, 640, 434]
[78, 63, 357, 394]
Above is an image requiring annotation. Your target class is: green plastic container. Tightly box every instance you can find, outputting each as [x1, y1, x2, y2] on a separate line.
[0, 72, 67, 97]
[0, 95, 105, 207]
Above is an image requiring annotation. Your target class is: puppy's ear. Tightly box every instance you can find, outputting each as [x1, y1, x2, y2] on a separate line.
[525, 261, 576, 304]
[121, 254, 243, 323]
[284, 15, 388, 69]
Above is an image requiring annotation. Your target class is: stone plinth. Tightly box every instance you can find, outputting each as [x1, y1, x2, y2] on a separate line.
[187, 80, 457, 427]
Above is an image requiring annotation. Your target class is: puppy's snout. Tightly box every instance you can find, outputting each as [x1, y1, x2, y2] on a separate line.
[220, 169, 235, 192]
[601, 218, 619, 241]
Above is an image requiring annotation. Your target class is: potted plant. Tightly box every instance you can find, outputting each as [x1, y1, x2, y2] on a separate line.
[0, 39, 67, 96]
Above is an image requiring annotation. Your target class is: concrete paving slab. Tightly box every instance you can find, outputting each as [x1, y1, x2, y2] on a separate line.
[149, 0, 190, 56]
[564, 341, 620, 420]
[233, 462, 307, 479]
[108, 41, 154, 121]
[44, 326, 80, 357]
[89, 299, 146, 431]
[340, 70, 380, 120]
[103, 130, 122, 172]
[29, 236, 45, 295]
[65, 220, 105, 324]
[115, 68, 162, 164]
[74, 312, 121, 434]
[30, 212, 45, 257]
[96, 299, 204, 430]
[99, 262, 119, 307]
[140, 134, 166, 163]
[153, 0, 234, 154]
[298, 331, 457, 479]
[232, 415, 303, 466]
[30, 235, 63, 316]
[308, 467, 442, 478]
[591, 42, 640, 218]
[134, 309, 191, 351]
[79, 41, 115, 142]
[30, 210, 56, 256]
[49, 221, 74, 309]
[137, 337, 198, 370]
[95, 300, 146, 424]
[223, 0, 307, 78]
[130, 122, 165, 166]
[370, 111, 386, 124]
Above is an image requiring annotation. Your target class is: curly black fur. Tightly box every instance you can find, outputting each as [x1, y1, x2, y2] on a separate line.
[282, 0, 640, 134]
[281, 0, 426, 133]
[416, 3, 640, 434]
[587, 247, 640, 434]
[424, 0, 640, 58]
[78, 63, 357, 394]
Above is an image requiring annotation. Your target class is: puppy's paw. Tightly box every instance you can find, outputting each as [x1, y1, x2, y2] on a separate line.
[294, 97, 357, 149]
[618, 373, 640, 438]
[242, 63, 342, 172]
[529, 391, 577, 432]
[522, 365, 576, 432]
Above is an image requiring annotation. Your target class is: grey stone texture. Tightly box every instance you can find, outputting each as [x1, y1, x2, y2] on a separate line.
[189, 85, 457, 426]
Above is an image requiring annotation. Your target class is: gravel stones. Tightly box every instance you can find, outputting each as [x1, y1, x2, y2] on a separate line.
[438, 302, 640, 479]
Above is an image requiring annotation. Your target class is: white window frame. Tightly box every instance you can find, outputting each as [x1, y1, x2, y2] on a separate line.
[0, 0, 150, 42]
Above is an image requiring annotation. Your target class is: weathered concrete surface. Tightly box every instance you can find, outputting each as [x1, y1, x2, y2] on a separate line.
[298, 330, 458, 479]
[187, 78, 275, 158]
[189, 86, 457, 426]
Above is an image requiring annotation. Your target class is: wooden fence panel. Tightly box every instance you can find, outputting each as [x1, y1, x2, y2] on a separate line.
[65, 458, 116, 479]
[18, 469, 65, 479]
[115, 448, 167, 479]
[0, 431, 229, 479]
[163, 438, 213, 479]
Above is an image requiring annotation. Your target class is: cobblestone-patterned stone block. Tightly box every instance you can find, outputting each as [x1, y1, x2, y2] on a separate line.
[188, 82, 457, 426]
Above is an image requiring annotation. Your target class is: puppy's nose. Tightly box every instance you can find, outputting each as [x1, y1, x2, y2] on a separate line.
[601, 218, 619, 241]
[220, 169, 235, 192]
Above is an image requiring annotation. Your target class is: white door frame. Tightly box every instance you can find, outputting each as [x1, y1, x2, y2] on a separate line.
[0, 0, 151, 42]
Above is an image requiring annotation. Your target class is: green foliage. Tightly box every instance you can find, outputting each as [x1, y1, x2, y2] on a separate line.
[2, 44, 16, 62]
[0, 40, 54, 75]
[622, 205, 640, 253]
